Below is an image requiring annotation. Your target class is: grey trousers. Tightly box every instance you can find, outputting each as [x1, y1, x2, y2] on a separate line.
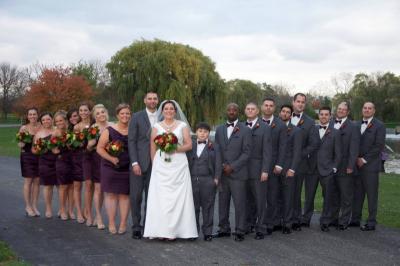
[129, 169, 151, 232]
[293, 173, 306, 224]
[218, 177, 247, 234]
[248, 178, 268, 233]
[331, 173, 353, 226]
[265, 174, 282, 229]
[192, 177, 216, 236]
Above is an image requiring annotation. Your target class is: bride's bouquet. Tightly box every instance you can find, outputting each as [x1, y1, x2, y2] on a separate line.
[154, 132, 178, 162]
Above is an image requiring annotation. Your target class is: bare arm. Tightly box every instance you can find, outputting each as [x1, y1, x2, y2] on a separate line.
[96, 128, 118, 166]
[176, 126, 192, 153]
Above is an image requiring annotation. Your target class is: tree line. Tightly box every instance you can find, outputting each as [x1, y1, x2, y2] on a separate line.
[1, 39, 399, 126]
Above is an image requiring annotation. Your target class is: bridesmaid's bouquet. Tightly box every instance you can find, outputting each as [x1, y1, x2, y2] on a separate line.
[16, 131, 33, 144]
[105, 140, 124, 157]
[66, 130, 86, 149]
[84, 125, 100, 140]
[154, 132, 178, 162]
[46, 133, 68, 150]
[32, 138, 48, 155]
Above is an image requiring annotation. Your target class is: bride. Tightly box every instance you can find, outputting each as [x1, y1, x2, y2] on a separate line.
[143, 100, 198, 240]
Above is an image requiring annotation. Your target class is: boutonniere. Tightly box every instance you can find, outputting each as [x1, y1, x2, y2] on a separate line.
[287, 127, 292, 133]
[299, 119, 304, 126]
[367, 123, 373, 129]
[340, 123, 346, 130]
[233, 126, 240, 134]
[255, 123, 260, 129]
[208, 141, 214, 150]
[271, 123, 276, 128]
[325, 129, 331, 135]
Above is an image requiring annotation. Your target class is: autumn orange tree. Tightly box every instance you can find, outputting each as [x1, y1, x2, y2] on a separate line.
[21, 67, 94, 113]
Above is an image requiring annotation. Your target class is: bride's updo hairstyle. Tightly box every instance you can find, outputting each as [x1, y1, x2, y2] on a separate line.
[161, 100, 177, 111]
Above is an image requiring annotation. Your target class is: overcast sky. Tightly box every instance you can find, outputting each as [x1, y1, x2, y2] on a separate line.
[1, 0, 399, 94]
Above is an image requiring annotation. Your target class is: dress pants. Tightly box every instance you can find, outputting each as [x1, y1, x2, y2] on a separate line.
[248, 177, 268, 234]
[129, 169, 151, 232]
[331, 173, 353, 226]
[192, 176, 216, 236]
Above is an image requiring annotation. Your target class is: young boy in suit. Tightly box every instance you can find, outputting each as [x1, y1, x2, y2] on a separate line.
[187, 122, 219, 241]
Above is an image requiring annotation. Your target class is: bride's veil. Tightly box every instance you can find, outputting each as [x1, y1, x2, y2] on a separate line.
[156, 100, 191, 129]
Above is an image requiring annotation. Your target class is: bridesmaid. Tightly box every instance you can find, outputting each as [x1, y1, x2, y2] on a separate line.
[72, 103, 92, 224]
[97, 103, 131, 235]
[32, 112, 57, 218]
[52, 111, 72, 220]
[18, 107, 41, 217]
[86, 104, 111, 230]
[66, 108, 79, 219]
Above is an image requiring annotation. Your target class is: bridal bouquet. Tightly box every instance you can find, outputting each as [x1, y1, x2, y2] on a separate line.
[84, 125, 100, 140]
[105, 140, 124, 157]
[32, 138, 48, 155]
[16, 131, 33, 144]
[66, 130, 86, 149]
[154, 132, 178, 162]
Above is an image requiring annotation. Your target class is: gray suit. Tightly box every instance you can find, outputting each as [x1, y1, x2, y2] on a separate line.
[264, 117, 287, 229]
[245, 118, 272, 234]
[215, 122, 252, 234]
[187, 139, 218, 236]
[280, 123, 302, 226]
[330, 118, 360, 226]
[292, 114, 320, 224]
[352, 118, 386, 226]
[128, 109, 152, 232]
[303, 125, 342, 225]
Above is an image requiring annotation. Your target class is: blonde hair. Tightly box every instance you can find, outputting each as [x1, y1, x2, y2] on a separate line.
[92, 104, 109, 122]
[53, 110, 68, 128]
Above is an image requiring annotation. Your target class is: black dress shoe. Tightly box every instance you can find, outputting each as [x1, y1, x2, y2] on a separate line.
[320, 224, 329, 232]
[216, 231, 231, 238]
[338, 224, 348, 231]
[245, 226, 255, 235]
[329, 220, 338, 227]
[348, 221, 360, 227]
[234, 234, 244, 242]
[132, 231, 142, 239]
[204, 235, 213, 241]
[360, 224, 376, 231]
[273, 225, 283, 231]
[300, 222, 310, 228]
[254, 232, 264, 240]
[292, 223, 302, 231]
[266, 228, 273, 235]
[282, 226, 292, 234]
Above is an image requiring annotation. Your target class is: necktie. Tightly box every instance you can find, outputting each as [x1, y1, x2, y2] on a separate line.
[320, 125, 327, 130]
[262, 119, 270, 125]
[362, 120, 368, 124]
[246, 121, 253, 127]
[226, 122, 234, 127]
[293, 113, 300, 118]
[335, 119, 342, 124]
[197, 140, 206, 144]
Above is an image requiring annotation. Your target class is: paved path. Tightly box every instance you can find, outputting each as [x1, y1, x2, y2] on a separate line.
[0, 156, 399, 265]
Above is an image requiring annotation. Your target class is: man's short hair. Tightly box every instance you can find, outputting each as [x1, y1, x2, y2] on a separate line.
[280, 104, 293, 113]
[319, 106, 331, 114]
[262, 97, 275, 104]
[195, 122, 211, 131]
[293, 93, 306, 101]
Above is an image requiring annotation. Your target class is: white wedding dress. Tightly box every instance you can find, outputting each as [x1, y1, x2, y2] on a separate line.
[143, 121, 198, 239]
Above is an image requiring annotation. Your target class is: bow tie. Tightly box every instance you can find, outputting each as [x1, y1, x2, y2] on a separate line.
[262, 119, 270, 125]
[335, 119, 342, 124]
[197, 140, 207, 144]
[292, 113, 301, 118]
[362, 120, 368, 124]
[320, 125, 327, 130]
[245, 121, 253, 127]
[226, 122, 234, 127]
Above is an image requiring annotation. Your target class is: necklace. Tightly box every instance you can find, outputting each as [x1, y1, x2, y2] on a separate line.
[163, 120, 176, 132]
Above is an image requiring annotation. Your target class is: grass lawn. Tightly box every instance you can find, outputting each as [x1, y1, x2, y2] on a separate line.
[0, 127, 20, 157]
[0, 241, 29, 266]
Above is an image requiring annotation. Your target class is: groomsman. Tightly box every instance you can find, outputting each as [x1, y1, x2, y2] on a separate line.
[303, 107, 341, 232]
[243, 102, 272, 240]
[277, 104, 303, 234]
[128, 92, 159, 239]
[291, 93, 319, 230]
[187, 122, 218, 241]
[215, 103, 252, 241]
[351, 102, 385, 231]
[261, 98, 287, 234]
[329, 102, 360, 230]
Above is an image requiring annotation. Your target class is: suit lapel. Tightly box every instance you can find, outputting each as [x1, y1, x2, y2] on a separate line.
[143, 110, 151, 129]
[223, 124, 229, 145]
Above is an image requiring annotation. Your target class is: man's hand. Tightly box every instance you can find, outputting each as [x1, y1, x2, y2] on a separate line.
[214, 178, 219, 186]
[356, 157, 365, 168]
[223, 164, 233, 176]
[260, 172, 268, 182]
[346, 168, 353, 174]
[286, 170, 295, 177]
[132, 164, 142, 176]
[273, 166, 282, 175]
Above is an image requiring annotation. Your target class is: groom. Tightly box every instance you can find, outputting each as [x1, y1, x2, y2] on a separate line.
[128, 91, 159, 239]
[215, 103, 252, 241]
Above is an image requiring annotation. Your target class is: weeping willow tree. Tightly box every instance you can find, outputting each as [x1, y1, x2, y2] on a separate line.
[106, 39, 226, 127]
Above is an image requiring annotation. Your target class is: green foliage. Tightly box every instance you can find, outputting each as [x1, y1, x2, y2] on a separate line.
[0, 241, 29, 265]
[106, 39, 226, 127]
[0, 127, 19, 157]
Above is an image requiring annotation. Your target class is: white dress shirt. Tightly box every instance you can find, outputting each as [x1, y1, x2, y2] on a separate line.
[319, 123, 329, 139]
[334, 116, 347, 130]
[227, 119, 238, 139]
[146, 108, 157, 127]
[263, 115, 274, 126]
[246, 117, 258, 129]
[291, 112, 303, 126]
[361, 117, 373, 134]
[196, 140, 207, 157]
